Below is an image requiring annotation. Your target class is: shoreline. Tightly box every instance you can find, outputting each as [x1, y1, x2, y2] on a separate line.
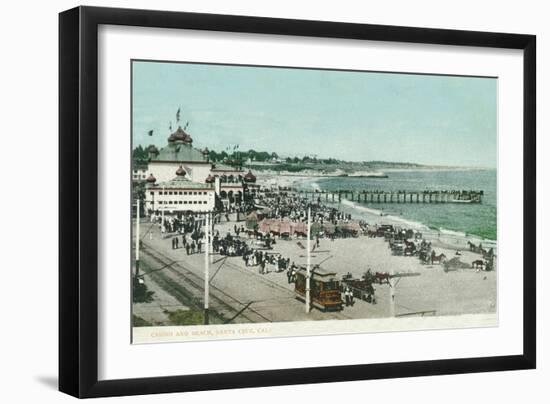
[255, 172, 497, 248]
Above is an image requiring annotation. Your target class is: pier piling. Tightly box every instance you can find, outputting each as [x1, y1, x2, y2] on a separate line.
[295, 189, 483, 204]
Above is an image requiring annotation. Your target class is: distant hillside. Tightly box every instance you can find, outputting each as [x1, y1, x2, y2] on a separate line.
[132, 145, 434, 172]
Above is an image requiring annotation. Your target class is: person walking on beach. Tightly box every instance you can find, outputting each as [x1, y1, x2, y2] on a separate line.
[260, 259, 266, 275]
[344, 287, 354, 307]
[185, 243, 190, 255]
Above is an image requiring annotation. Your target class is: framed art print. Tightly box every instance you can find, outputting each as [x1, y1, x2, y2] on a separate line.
[59, 6, 536, 398]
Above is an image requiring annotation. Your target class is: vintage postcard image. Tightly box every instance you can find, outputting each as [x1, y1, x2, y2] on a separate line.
[131, 61, 497, 343]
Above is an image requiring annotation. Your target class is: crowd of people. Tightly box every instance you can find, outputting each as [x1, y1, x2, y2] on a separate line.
[150, 211, 204, 235]
[169, 230, 205, 255]
[213, 231, 248, 257]
[255, 194, 355, 226]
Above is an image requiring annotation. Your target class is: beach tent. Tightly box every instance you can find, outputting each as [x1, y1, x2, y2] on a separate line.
[311, 222, 323, 238]
[270, 221, 281, 235]
[343, 222, 362, 233]
[323, 223, 336, 235]
[258, 219, 272, 234]
[280, 221, 292, 236]
[246, 211, 259, 230]
[291, 222, 307, 236]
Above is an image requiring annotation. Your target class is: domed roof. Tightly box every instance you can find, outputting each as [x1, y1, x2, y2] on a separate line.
[244, 170, 256, 182]
[146, 173, 157, 183]
[168, 126, 192, 143]
[205, 174, 215, 183]
[175, 165, 186, 176]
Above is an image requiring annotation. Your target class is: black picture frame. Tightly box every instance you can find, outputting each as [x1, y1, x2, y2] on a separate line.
[59, 6, 536, 398]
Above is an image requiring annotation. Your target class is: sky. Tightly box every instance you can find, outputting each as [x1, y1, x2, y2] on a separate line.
[132, 60, 497, 167]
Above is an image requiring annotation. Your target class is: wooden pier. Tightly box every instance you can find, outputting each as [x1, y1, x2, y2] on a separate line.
[293, 189, 483, 204]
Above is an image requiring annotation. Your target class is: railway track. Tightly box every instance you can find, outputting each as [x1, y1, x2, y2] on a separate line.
[208, 257, 354, 321]
[140, 245, 272, 324]
[141, 242, 354, 323]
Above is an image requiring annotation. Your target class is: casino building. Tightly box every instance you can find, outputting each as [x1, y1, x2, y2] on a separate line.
[145, 166, 215, 214]
[142, 125, 255, 210]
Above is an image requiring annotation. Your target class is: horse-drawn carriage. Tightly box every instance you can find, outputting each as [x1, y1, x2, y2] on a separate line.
[391, 240, 405, 256]
[404, 240, 417, 256]
[341, 271, 378, 303]
[377, 224, 394, 238]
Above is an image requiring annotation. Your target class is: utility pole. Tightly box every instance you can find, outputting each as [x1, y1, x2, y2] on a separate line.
[160, 186, 165, 238]
[306, 205, 311, 313]
[135, 198, 140, 277]
[389, 266, 395, 317]
[204, 211, 210, 325]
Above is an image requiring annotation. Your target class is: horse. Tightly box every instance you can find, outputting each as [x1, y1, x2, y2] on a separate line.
[367, 229, 378, 238]
[419, 250, 431, 264]
[467, 241, 476, 252]
[374, 272, 391, 285]
[431, 252, 447, 264]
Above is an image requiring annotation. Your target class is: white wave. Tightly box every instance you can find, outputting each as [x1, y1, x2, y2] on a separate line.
[309, 181, 321, 191]
[340, 199, 383, 216]
[340, 199, 429, 230]
[339, 198, 497, 246]
[438, 228, 467, 238]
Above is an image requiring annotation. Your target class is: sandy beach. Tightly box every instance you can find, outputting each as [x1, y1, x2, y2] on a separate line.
[135, 209, 497, 329]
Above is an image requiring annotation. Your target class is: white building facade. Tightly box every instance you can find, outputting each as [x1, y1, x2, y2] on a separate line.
[145, 166, 215, 214]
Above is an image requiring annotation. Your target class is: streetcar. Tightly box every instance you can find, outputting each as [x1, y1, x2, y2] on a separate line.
[294, 267, 343, 311]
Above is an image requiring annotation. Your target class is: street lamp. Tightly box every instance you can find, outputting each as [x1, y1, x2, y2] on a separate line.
[204, 211, 211, 325]
[135, 198, 141, 277]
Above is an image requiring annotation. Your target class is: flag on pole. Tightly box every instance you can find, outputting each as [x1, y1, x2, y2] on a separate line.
[184, 121, 189, 130]
[169, 121, 172, 131]
[148, 129, 153, 136]
[176, 108, 181, 123]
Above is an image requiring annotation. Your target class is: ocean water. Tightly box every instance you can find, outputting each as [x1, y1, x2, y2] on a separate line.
[301, 169, 497, 241]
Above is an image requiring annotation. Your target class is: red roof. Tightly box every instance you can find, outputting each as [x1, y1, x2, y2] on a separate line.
[205, 174, 215, 183]
[244, 170, 256, 181]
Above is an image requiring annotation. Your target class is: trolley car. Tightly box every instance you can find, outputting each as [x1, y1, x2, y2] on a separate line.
[294, 267, 343, 311]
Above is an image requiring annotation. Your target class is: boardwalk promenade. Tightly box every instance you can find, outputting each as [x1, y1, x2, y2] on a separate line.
[134, 217, 496, 328]
[137, 221, 390, 325]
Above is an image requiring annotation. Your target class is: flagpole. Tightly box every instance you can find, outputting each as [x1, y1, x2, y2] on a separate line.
[161, 186, 165, 238]
[306, 206, 311, 313]
[389, 266, 395, 317]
